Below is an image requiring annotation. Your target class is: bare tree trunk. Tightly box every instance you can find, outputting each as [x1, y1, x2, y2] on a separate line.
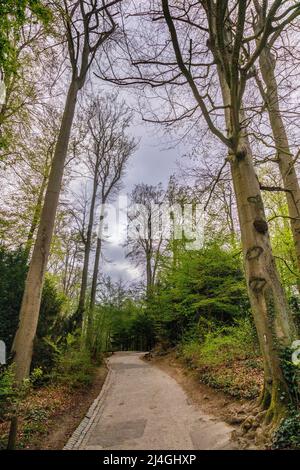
[230, 138, 295, 421]
[146, 253, 153, 299]
[259, 46, 300, 280]
[219, 72, 296, 424]
[90, 236, 102, 311]
[24, 169, 49, 260]
[62, 248, 70, 294]
[11, 80, 79, 384]
[77, 174, 98, 321]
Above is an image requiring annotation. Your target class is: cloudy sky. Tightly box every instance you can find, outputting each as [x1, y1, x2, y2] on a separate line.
[100, 116, 184, 284]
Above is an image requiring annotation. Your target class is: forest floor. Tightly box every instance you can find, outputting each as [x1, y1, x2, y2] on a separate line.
[0, 365, 107, 450]
[66, 352, 248, 450]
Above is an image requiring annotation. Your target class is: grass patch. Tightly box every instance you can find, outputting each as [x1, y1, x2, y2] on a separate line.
[181, 319, 263, 399]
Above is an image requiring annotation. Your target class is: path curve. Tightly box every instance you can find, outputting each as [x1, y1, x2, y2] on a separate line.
[65, 352, 236, 450]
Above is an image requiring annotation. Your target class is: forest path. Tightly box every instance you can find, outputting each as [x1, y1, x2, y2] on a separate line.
[65, 352, 236, 450]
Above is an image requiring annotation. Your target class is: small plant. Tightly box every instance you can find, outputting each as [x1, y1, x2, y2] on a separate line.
[30, 367, 44, 388]
[0, 365, 15, 419]
[273, 407, 300, 449]
[179, 318, 262, 399]
[25, 407, 49, 422]
[22, 421, 46, 439]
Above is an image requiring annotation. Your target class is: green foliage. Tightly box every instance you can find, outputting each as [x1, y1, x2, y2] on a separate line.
[150, 243, 249, 346]
[87, 294, 156, 355]
[279, 347, 300, 405]
[180, 319, 262, 399]
[109, 301, 155, 352]
[52, 335, 96, 388]
[273, 407, 300, 449]
[0, 246, 67, 371]
[29, 366, 44, 387]
[0, 365, 15, 419]
[182, 318, 258, 367]
[0, 0, 51, 75]
[0, 246, 27, 351]
[32, 275, 67, 371]
[0, 363, 35, 420]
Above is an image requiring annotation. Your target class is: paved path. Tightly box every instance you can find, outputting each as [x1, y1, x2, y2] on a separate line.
[65, 352, 236, 450]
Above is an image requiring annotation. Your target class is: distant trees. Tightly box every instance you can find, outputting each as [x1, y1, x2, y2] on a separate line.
[0, 107, 62, 257]
[127, 183, 165, 299]
[87, 95, 136, 313]
[92, 277, 155, 353]
[0, 1, 51, 151]
[72, 93, 136, 332]
[0, 1, 50, 77]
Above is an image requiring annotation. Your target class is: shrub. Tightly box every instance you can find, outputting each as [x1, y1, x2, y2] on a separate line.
[0, 366, 15, 419]
[180, 318, 263, 399]
[273, 407, 300, 449]
[181, 318, 258, 367]
[150, 244, 250, 347]
[52, 340, 96, 388]
[0, 246, 66, 371]
[0, 247, 27, 353]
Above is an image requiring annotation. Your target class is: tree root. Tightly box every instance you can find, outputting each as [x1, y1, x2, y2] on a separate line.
[234, 400, 288, 449]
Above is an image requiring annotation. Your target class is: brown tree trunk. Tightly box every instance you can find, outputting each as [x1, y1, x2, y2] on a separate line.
[77, 174, 98, 321]
[11, 80, 79, 384]
[230, 139, 295, 422]
[24, 168, 49, 260]
[259, 46, 300, 279]
[146, 253, 153, 300]
[90, 236, 102, 312]
[219, 71, 297, 425]
[90, 202, 107, 312]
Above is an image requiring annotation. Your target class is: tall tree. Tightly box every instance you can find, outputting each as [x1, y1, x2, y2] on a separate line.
[89, 96, 136, 312]
[162, 0, 299, 428]
[76, 94, 136, 321]
[253, 3, 300, 285]
[11, 0, 121, 384]
[127, 183, 165, 299]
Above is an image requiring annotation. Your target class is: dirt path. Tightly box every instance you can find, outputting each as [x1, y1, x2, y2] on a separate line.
[66, 352, 239, 450]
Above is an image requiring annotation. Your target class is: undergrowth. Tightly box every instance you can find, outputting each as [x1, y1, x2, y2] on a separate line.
[180, 319, 263, 399]
[273, 407, 300, 449]
[0, 334, 99, 449]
